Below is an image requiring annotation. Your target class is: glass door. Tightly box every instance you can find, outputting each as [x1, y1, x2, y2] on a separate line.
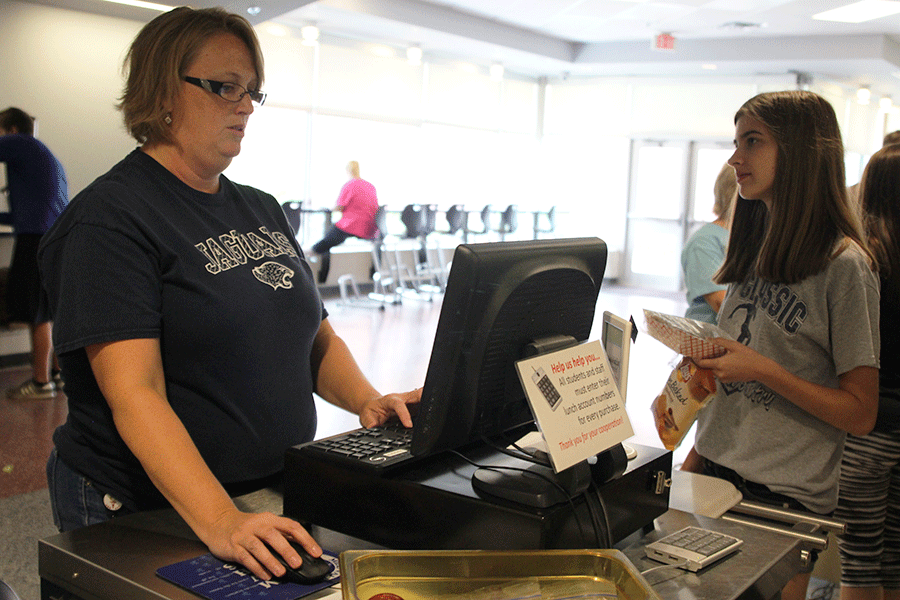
[622, 140, 689, 291]
[686, 144, 736, 237]
[622, 140, 732, 291]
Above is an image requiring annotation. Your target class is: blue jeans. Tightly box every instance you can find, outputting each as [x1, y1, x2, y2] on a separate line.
[46, 448, 128, 532]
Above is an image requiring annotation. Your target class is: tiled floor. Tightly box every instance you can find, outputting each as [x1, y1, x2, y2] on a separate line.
[0, 366, 67, 499]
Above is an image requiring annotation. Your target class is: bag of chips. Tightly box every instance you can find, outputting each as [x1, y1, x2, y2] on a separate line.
[643, 310, 733, 450]
[651, 357, 718, 450]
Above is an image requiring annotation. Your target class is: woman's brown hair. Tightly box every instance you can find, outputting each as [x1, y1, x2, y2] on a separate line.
[118, 6, 264, 146]
[858, 143, 900, 277]
[716, 90, 870, 285]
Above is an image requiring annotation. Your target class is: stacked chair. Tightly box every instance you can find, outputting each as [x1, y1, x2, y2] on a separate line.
[495, 204, 519, 241]
[533, 206, 557, 239]
[337, 206, 396, 309]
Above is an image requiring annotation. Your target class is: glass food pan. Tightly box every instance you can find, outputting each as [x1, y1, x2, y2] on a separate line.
[339, 549, 661, 600]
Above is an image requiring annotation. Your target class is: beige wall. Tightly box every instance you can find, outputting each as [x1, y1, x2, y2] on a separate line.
[1, 1, 140, 196]
[1, 0, 891, 200]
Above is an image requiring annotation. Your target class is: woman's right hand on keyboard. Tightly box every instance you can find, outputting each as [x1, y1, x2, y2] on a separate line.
[359, 387, 421, 429]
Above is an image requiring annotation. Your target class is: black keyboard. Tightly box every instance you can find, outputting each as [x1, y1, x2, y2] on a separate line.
[298, 422, 417, 472]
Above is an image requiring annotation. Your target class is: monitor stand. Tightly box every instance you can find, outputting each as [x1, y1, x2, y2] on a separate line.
[470, 443, 629, 509]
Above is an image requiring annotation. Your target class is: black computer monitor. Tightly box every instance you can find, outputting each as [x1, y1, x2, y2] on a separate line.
[411, 237, 608, 458]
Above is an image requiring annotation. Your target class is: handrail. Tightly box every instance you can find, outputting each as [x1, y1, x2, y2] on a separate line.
[720, 514, 829, 551]
[730, 500, 846, 535]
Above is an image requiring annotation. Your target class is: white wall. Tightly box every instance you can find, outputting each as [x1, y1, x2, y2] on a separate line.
[2, 0, 893, 201]
[1, 1, 141, 196]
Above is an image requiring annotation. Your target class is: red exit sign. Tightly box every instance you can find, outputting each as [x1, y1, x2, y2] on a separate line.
[654, 33, 676, 51]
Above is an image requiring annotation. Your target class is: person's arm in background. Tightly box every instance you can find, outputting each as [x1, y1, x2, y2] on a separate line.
[333, 181, 353, 212]
[311, 318, 420, 428]
[87, 338, 318, 582]
[703, 290, 726, 314]
[682, 230, 727, 319]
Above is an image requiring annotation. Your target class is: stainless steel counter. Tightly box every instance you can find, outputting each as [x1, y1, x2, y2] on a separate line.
[619, 509, 802, 599]
[39, 485, 803, 600]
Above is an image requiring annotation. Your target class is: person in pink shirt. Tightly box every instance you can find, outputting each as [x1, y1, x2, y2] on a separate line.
[310, 161, 379, 282]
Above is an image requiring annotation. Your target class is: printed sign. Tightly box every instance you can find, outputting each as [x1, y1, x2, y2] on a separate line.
[516, 340, 634, 472]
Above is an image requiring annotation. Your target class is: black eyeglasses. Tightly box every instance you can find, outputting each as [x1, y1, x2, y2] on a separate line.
[183, 77, 267, 106]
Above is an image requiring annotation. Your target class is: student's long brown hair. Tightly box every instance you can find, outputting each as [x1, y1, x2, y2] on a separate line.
[858, 144, 900, 277]
[716, 91, 871, 285]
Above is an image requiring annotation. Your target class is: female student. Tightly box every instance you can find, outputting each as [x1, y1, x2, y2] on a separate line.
[835, 143, 900, 600]
[685, 90, 880, 600]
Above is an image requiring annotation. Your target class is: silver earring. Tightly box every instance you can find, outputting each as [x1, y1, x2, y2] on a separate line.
[164, 114, 172, 125]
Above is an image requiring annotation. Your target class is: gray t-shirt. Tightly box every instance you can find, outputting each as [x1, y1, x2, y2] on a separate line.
[695, 242, 880, 514]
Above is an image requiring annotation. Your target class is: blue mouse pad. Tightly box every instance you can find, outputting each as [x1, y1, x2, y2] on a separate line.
[156, 550, 339, 600]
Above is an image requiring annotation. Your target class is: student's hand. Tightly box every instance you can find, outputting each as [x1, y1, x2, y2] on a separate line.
[693, 337, 777, 384]
[204, 508, 320, 581]
[358, 387, 421, 428]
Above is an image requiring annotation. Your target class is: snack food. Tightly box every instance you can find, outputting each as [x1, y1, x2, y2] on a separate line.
[643, 309, 730, 359]
[651, 357, 718, 450]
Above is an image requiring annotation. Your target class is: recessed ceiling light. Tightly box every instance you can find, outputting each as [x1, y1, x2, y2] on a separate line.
[406, 46, 423, 65]
[97, 0, 173, 11]
[300, 24, 319, 46]
[857, 86, 872, 104]
[369, 45, 395, 58]
[702, 64, 718, 70]
[813, 1, 900, 23]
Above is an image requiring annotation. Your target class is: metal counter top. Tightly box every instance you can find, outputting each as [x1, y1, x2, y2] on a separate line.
[619, 509, 802, 599]
[39, 485, 803, 600]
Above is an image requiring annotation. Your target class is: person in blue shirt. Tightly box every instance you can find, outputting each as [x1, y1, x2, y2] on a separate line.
[680, 163, 736, 324]
[0, 107, 68, 399]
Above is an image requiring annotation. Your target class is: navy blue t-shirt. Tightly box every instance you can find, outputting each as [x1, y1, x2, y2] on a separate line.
[39, 150, 324, 511]
[0, 133, 68, 233]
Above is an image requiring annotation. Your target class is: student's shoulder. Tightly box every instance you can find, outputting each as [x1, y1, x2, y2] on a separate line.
[831, 239, 874, 269]
[827, 239, 879, 288]
[685, 223, 727, 251]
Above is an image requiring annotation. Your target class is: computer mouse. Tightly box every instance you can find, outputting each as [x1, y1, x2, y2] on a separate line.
[265, 540, 333, 585]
